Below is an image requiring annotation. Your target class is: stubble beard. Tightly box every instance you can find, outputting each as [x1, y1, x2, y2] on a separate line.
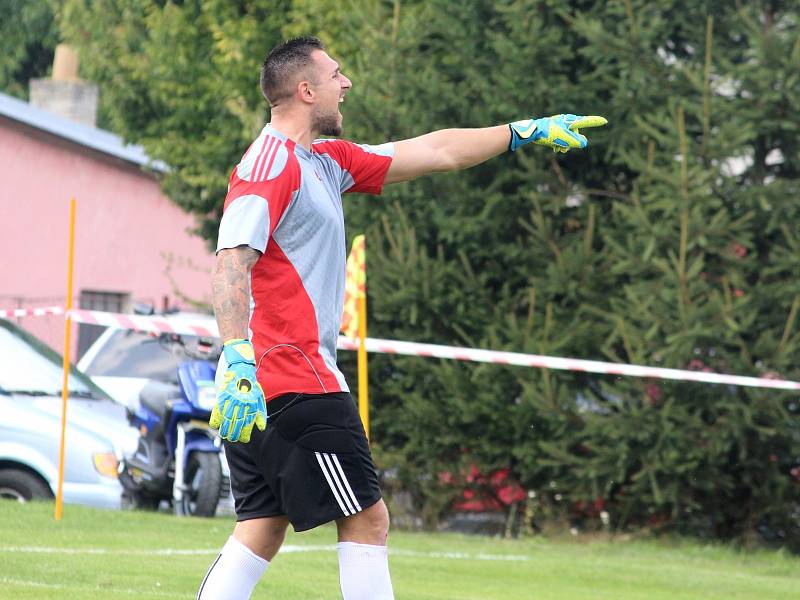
[312, 107, 342, 137]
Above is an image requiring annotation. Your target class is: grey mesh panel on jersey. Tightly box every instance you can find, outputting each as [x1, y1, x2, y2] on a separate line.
[271, 148, 349, 389]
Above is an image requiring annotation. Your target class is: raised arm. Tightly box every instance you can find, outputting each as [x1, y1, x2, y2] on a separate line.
[384, 114, 607, 185]
[384, 126, 510, 185]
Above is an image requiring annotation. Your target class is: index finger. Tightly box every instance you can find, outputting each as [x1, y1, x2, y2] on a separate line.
[569, 115, 608, 130]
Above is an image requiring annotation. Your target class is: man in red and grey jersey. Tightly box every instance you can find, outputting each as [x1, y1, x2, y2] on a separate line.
[216, 122, 392, 401]
[198, 36, 606, 600]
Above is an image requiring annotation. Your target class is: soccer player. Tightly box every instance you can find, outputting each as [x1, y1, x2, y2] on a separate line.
[198, 35, 605, 600]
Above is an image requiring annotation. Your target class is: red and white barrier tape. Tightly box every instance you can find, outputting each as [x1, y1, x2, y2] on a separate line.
[0, 306, 64, 319]
[4, 306, 799, 391]
[336, 337, 800, 391]
[67, 308, 219, 338]
[0, 305, 217, 337]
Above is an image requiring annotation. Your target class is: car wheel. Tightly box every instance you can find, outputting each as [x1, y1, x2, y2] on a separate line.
[0, 469, 52, 503]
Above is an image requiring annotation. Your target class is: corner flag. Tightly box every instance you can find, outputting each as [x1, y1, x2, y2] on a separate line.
[341, 235, 369, 438]
[341, 234, 366, 340]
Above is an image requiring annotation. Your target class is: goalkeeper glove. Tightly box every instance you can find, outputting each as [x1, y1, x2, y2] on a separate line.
[509, 114, 607, 153]
[209, 339, 267, 443]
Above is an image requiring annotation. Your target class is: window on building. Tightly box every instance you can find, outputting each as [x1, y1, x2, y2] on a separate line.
[77, 290, 130, 358]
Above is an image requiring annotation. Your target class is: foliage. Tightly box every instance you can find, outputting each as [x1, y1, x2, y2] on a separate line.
[51, 0, 800, 546]
[326, 0, 800, 547]
[0, 0, 59, 99]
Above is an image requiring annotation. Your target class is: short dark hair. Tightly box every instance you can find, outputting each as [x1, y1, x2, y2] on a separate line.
[260, 36, 325, 105]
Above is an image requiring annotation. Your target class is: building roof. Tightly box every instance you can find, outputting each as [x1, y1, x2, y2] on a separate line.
[0, 90, 167, 172]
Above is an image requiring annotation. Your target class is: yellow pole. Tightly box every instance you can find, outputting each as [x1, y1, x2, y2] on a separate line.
[55, 198, 76, 521]
[357, 292, 369, 440]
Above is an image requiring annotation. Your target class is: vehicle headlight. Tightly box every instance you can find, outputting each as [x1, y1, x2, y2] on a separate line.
[197, 384, 217, 411]
[93, 452, 119, 479]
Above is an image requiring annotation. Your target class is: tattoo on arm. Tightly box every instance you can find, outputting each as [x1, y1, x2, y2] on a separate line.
[212, 246, 260, 341]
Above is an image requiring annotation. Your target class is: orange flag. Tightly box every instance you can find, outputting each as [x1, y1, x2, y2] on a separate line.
[341, 235, 365, 339]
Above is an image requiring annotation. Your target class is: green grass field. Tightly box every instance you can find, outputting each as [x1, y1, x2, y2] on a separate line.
[1, 502, 798, 599]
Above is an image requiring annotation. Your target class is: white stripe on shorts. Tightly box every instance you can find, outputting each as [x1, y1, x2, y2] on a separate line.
[315, 452, 361, 516]
[322, 453, 356, 515]
[315, 452, 351, 516]
[331, 453, 362, 512]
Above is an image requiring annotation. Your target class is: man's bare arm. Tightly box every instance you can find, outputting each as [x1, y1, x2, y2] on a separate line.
[212, 246, 261, 341]
[383, 115, 607, 184]
[384, 125, 511, 185]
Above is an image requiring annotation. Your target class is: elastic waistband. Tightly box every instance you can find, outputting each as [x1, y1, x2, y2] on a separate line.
[266, 391, 350, 416]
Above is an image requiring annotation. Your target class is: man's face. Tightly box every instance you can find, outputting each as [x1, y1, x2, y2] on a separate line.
[309, 50, 351, 137]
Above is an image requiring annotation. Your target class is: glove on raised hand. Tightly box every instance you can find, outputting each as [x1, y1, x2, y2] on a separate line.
[209, 339, 267, 443]
[509, 114, 607, 153]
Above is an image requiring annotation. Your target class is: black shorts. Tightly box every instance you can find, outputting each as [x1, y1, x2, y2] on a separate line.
[223, 392, 382, 532]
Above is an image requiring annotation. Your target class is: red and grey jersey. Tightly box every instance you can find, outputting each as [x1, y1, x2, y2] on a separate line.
[216, 125, 393, 401]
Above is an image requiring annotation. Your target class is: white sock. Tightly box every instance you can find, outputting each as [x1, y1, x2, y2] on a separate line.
[197, 536, 269, 600]
[337, 542, 395, 600]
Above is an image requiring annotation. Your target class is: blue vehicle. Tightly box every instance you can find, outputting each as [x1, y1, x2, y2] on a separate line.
[119, 335, 225, 517]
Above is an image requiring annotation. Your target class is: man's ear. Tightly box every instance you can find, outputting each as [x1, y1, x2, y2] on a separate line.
[297, 80, 314, 104]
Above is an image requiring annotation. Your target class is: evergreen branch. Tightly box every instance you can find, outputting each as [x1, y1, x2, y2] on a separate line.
[777, 296, 800, 355]
[584, 188, 630, 202]
[702, 16, 714, 158]
[677, 107, 690, 326]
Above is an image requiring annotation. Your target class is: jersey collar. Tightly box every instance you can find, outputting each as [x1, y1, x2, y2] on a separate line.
[263, 124, 308, 160]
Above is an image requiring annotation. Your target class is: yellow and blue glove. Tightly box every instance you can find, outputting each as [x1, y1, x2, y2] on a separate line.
[509, 114, 608, 153]
[209, 339, 267, 443]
